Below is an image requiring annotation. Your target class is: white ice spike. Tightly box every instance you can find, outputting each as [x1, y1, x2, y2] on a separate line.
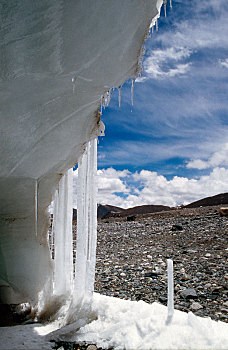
[166, 259, 174, 324]
[131, 79, 135, 106]
[53, 169, 73, 295]
[35, 179, 38, 236]
[100, 95, 103, 115]
[118, 86, 122, 108]
[74, 139, 98, 304]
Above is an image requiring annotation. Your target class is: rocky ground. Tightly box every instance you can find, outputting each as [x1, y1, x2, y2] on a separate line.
[92, 205, 228, 323]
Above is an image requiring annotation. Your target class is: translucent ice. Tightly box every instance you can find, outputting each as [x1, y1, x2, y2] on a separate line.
[74, 139, 98, 304]
[53, 169, 73, 296]
[167, 259, 174, 323]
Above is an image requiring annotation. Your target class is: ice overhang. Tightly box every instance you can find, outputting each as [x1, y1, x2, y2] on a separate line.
[0, 0, 162, 304]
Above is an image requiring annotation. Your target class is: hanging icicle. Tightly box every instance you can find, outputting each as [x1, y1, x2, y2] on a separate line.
[170, 0, 172, 9]
[35, 179, 38, 236]
[100, 95, 103, 115]
[72, 76, 76, 94]
[50, 189, 58, 260]
[156, 18, 158, 31]
[131, 78, 135, 106]
[163, 0, 167, 18]
[74, 138, 98, 304]
[53, 169, 73, 296]
[118, 86, 122, 108]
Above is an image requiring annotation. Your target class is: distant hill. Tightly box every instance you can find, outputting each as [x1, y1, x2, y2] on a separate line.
[184, 193, 228, 208]
[72, 193, 228, 222]
[73, 204, 124, 221]
[102, 204, 172, 219]
[73, 204, 172, 221]
[97, 204, 125, 219]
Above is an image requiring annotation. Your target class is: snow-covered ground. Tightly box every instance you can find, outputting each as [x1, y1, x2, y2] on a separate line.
[1, 293, 228, 350]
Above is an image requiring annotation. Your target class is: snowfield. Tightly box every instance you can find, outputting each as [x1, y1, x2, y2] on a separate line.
[1, 293, 227, 350]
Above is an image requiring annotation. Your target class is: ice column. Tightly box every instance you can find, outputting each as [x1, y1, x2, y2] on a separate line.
[166, 259, 174, 324]
[53, 169, 73, 295]
[74, 139, 97, 304]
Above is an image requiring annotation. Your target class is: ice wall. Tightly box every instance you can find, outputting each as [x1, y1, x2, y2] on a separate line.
[0, 0, 162, 306]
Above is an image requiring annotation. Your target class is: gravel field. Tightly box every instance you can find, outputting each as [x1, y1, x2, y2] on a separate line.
[89, 206, 228, 322]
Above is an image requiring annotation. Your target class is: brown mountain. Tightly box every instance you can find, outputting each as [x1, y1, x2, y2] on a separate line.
[97, 204, 125, 219]
[73, 204, 124, 221]
[184, 193, 228, 208]
[102, 204, 172, 219]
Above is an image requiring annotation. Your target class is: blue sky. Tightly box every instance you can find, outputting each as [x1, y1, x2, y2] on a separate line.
[75, 0, 228, 208]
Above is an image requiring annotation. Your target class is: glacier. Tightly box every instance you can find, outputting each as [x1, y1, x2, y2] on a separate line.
[0, 0, 163, 317]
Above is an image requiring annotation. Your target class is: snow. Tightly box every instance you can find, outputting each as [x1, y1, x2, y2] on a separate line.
[2, 294, 227, 350]
[56, 294, 228, 350]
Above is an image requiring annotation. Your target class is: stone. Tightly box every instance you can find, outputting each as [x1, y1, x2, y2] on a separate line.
[190, 302, 203, 311]
[145, 271, 160, 278]
[171, 224, 183, 231]
[219, 207, 228, 216]
[180, 288, 198, 299]
[87, 345, 97, 350]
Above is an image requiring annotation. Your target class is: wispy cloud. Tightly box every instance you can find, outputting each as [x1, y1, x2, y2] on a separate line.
[187, 142, 228, 169]
[137, 47, 191, 80]
[220, 58, 228, 69]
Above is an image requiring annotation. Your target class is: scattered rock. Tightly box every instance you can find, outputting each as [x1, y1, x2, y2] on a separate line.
[190, 302, 203, 311]
[127, 215, 136, 222]
[87, 345, 97, 350]
[145, 271, 160, 278]
[180, 288, 198, 299]
[219, 207, 228, 216]
[171, 224, 183, 231]
[86, 205, 228, 323]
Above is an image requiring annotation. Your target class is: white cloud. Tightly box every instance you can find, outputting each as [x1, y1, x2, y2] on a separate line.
[139, 47, 191, 80]
[187, 143, 228, 169]
[220, 58, 228, 69]
[72, 168, 130, 208]
[128, 167, 228, 207]
[72, 165, 228, 209]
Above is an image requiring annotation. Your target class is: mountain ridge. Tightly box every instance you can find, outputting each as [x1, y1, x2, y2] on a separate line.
[72, 192, 228, 220]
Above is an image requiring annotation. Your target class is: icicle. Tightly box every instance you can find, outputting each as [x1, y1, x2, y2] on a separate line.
[53, 170, 73, 295]
[170, 0, 172, 9]
[51, 189, 58, 260]
[166, 259, 174, 324]
[72, 76, 76, 94]
[152, 25, 154, 34]
[164, 0, 167, 18]
[156, 19, 158, 31]
[35, 179, 38, 236]
[118, 86, 122, 108]
[100, 95, 103, 115]
[74, 138, 98, 304]
[131, 79, 135, 106]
